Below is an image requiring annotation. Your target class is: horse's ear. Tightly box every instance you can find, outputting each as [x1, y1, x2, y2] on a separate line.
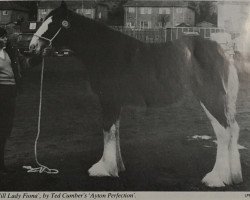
[60, 1, 67, 9]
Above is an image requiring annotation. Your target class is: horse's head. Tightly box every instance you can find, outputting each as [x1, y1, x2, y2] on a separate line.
[29, 1, 71, 54]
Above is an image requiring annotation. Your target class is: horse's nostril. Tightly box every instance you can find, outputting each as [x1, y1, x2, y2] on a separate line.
[29, 44, 36, 51]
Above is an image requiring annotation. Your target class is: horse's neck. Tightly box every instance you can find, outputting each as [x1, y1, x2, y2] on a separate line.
[66, 18, 139, 69]
[66, 20, 116, 64]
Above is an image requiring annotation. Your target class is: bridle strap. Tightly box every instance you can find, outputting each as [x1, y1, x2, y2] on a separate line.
[34, 27, 62, 47]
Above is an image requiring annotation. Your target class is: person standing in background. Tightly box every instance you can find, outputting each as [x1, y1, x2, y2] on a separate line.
[0, 27, 23, 174]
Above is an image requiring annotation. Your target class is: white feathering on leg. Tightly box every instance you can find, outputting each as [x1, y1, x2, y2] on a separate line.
[88, 124, 119, 177]
[201, 102, 232, 187]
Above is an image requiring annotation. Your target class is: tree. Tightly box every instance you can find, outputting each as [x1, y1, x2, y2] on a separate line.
[103, 0, 128, 26]
[197, 2, 217, 25]
[158, 14, 170, 28]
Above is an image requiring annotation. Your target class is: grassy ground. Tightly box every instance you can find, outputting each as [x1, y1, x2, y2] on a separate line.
[0, 56, 250, 191]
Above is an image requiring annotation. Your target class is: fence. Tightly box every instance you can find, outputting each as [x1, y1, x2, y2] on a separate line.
[0, 23, 226, 45]
[111, 26, 225, 43]
[0, 24, 21, 35]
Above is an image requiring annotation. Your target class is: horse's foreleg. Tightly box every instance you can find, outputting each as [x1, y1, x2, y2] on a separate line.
[88, 123, 119, 177]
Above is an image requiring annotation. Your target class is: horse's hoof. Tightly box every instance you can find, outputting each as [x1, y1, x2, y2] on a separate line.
[231, 171, 243, 184]
[202, 171, 228, 187]
[118, 164, 126, 172]
[88, 159, 118, 177]
[230, 150, 243, 184]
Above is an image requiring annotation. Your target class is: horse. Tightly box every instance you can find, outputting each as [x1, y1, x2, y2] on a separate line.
[29, 2, 242, 188]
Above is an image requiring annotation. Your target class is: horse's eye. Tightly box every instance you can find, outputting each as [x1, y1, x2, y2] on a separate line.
[62, 20, 70, 29]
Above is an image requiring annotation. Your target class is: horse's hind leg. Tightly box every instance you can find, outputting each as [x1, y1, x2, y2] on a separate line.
[200, 106, 242, 187]
[200, 61, 242, 187]
[229, 120, 242, 184]
[227, 61, 242, 184]
[200, 102, 232, 187]
[115, 120, 125, 172]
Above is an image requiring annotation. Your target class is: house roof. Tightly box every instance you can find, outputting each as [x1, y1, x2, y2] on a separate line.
[124, 0, 192, 8]
[38, 0, 97, 9]
[98, 1, 117, 10]
[0, 2, 28, 12]
[216, 0, 250, 4]
[196, 21, 216, 27]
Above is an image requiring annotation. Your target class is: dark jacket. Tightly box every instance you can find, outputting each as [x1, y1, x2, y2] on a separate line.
[5, 41, 23, 93]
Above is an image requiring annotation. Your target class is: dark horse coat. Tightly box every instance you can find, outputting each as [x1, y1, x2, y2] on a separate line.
[29, 3, 241, 188]
[40, 11, 229, 131]
[60, 21, 229, 131]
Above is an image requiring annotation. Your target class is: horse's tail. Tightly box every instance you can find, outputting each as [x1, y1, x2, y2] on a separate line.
[190, 36, 242, 187]
[193, 37, 229, 93]
[224, 58, 239, 124]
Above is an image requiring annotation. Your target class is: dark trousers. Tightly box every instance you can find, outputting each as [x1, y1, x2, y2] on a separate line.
[0, 84, 16, 168]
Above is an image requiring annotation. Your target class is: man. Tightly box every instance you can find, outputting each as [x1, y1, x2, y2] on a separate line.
[0, 27, 22, 174]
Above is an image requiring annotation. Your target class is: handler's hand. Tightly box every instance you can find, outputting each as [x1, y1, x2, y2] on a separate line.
[42, 47, 53, 56]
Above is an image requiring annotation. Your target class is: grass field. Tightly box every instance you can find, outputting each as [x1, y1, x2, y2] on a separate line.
[0, 56, 250, 191]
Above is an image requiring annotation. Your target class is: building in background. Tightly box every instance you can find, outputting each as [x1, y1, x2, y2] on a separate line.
[96, 1, 115, 22]
[96, 0, 126, 26]
[0, 1, 29, 25]
[196, 21, 215, 27]
[37, 0, 97, 21]
[124, 0, 195, 29]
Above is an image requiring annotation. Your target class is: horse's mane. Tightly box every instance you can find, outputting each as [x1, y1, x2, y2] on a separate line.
[66, 9, 142, 46]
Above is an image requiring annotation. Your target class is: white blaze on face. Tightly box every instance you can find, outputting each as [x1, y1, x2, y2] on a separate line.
[29, 16, 53, 52]
[36, 16, 53, 37]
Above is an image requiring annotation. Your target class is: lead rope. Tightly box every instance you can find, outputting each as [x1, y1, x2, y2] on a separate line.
[23, 58, 59, 174]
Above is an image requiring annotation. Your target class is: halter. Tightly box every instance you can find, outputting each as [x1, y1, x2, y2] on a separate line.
[34, 27, 62, 47]
[33, 19, 70, 47]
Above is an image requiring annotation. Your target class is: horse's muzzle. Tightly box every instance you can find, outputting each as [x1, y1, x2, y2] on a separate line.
[29, 44, 37, 52]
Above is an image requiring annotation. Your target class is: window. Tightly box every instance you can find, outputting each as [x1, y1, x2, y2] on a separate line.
[140, 7, 152, 14]
[128, 7, 135, 13]
[176, 8, 183, 13]
[140, 8, 144, 14]
[76, 9, 82, 14]
[84, 9, 92, 15]
[159, 8, 170, 15]
[2, 10, 8, 15]
[41, 9, 47, 14]
[126, 21, 135, 28]
[140, 21, 151, 29]
[76, 9, 92, 15]
[158, 22, 163, 28]
[140, 21, 146, 28]
[148, 21, 151, 28]
[131, 21, 135, 28]
[29, 23, 37, 30]
[98, 12, 102, 19]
